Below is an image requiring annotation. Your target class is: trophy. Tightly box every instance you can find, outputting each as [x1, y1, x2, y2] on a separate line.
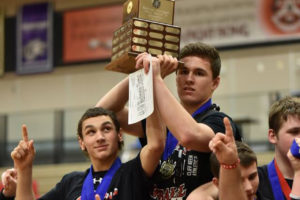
[105, 0, 181, 73]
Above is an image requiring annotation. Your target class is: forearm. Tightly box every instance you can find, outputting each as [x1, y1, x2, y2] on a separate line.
[153, 77, 213, 151]
[95, 77, 129, 112]
[15, 168, 34, 200]
[141, 105, 165, 177]
[96, 77, 145, 137]
[219, 166, 246, 200]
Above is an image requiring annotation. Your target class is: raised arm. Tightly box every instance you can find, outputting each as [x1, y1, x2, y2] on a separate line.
[95, 76, 145, 137]
[10, 125, 35, 200]
[208, 117, 246, 200]
[135, 53, 214, 152]
[140, 79, 166, 177]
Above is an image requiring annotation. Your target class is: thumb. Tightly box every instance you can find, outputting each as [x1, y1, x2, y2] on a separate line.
[76, 196, 81, 200]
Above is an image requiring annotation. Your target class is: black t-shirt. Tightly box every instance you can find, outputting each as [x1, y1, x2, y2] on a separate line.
[141, 109, 241, 200]
[0, 155, 152, 200]
[257, 165, 293, 200]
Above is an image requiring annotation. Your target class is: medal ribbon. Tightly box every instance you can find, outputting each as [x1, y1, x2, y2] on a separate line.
[267, 159, 291, 200]
[162, 99, 212, 160]
[81, 157, 122, 200]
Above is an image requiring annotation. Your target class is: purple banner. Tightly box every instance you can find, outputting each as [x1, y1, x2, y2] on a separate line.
[16, 3, 53, 74]
[0, 9, 4, 77]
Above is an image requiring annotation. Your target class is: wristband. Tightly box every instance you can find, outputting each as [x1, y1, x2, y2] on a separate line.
[290, 139, 300, 158]
[221, 159, 240, 169]
[290, 193, 300, 200]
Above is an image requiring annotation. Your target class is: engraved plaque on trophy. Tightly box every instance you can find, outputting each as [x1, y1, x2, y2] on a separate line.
[105, 0, 181, 74]
[123, 0, 174, 25]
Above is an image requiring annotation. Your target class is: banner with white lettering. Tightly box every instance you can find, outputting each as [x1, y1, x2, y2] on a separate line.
[0, 8, 4, 76]
[16, 3, 53, 74]
[175, 0, 300, 47]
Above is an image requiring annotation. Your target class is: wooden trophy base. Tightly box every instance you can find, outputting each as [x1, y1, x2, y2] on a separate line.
[105, 52, 138, 74]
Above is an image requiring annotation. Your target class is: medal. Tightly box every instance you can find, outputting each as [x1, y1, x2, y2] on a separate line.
[159, 159, 175, 179]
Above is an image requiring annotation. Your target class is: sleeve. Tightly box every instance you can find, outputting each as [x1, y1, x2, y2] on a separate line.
[128, 153, 153, 190]
[37, 176, 66, 200]
[201, 112, 226, 134]
[201, 112, 242, 141]
[138, 119, 147, 147]
[135, 153, 152, 183]
[110, 154, 152, 200]
[38, 171, 83, 200]
[0, 188, 14, 200]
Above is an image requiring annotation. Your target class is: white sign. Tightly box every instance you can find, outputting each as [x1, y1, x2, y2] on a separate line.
[128, 57, 154, 124]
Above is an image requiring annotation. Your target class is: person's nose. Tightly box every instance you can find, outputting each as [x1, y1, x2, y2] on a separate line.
[96, 130, 105, 142]
[243, 179, 253, 195]
[186, 71, 194, 83]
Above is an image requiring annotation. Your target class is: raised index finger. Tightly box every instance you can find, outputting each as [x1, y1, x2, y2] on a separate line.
[223, 117, 234, 142]
[22, 124, 29, 142]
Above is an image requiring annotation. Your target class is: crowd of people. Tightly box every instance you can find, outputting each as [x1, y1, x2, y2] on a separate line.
[0, 42, 299, 200]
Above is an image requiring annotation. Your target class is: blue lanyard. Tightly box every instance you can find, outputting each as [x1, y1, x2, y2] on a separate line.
[162, 99, 212, 160]
[81, 157, 122, 200]
[267, 160, 287, 200]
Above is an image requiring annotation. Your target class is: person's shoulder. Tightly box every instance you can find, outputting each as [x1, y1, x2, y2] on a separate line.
[257, 164, 274, 200]
[199, 110, 230, 122]
[59, 169, 88, 182]
[119, 154, 141, 170]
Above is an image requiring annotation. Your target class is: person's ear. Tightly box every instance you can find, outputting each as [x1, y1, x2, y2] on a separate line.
[212, 177, 219, 187]
[78, 137, 86, 151]
[268, 129, 278, 144]
[118, 130, 123, 143]
[212, 76, 220, 91]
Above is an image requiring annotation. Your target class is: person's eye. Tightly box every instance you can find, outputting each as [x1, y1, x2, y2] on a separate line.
[248, 173, 257, 181]
[195, 70, 204, 76]
[179, 69, 188, 75]
[103, 126, 112, 133]
[86, 130, 96, 135]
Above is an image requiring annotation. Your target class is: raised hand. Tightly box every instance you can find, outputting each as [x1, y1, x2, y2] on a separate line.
[208, 117, 238, 165]
[157, 54, 178, 78]
[1, 168, 17, 197]
[135, 53, 177, 79]
[135, 53, 160, 75]
[11, 125, 35, 170]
